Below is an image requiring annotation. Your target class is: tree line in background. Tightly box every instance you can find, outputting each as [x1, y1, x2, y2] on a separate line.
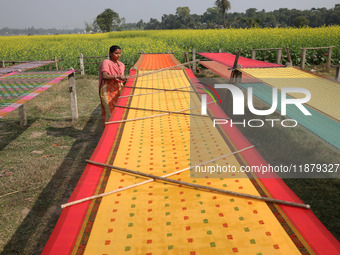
[0, 27, 83, 36]
[90, 4, 340, 32]
[1, 3, 339, 35]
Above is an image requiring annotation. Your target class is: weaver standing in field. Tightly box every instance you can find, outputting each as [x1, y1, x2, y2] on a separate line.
[99, 45, 127, 126]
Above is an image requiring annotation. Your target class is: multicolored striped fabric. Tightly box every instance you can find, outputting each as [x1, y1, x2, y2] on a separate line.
[0, 70, 76, 118]
[200, 61, 340, 149]
[42, 54, 339, 255]
[241, 67, 340, 122]
[199, 52, 284, 69]
[0, 60, 56, 75]
[239, 82, 340, 149]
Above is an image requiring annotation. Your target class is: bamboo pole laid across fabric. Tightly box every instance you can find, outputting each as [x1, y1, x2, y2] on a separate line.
[61, 144, 310, 210]
[119, 86, 191, 99]
[114, 105, 219, 118]
[61, 158, 310, 210]
[61, 145, 255, 208]
[126, 60, 200, 80]
[105, 102, 215, 125]
[122, 85, 196, 93]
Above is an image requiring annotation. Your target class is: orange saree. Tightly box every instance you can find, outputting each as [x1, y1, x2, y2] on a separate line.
[99, 59, 125, 125]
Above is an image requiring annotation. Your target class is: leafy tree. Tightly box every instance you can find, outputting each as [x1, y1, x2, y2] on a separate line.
[131, 4, 340, 31]
[214, 0, 231, 28]
[92, 20, 101, 33]
[145, 18, 161, 30]
[246, 8, 257, 17]
[273, 8, 290, 27]
[264, 14, 277, 27]
[294, 16, 309, 27]
[243, 17, 261, 28]
[176, 7, 190, 19]
[28, 26, 35, 35]
[202, 7, 222, 27]
[84, 22, 92, 33]
[137, 19, 144, 29]
[328, 4, 340, 25]
[176, 7, 195, 28]
[191, 14, 204, 28]
[159, 7, 196, 29]
[96, 8, 121, 32]
[161, 14, 180, 29]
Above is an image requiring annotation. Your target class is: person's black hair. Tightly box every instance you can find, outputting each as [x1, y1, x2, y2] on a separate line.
[109, 45, 121, 53]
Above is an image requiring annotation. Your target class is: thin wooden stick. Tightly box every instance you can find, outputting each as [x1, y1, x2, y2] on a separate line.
[105, 108, 192, 125]
[123, 85, 196, 93]
[301, 46, 336, 50]
[114, 105, 217, 118]
[119, 86, 191, 98]
[61, 154, 310, 209]
[61, 145, 255, 208]
[251, 47, 283, 51]
[122, 81, 202, 93]
[86, 160, 311, 209]
[126, 60, 199, 80]
[105, 102, 214, 125]
[0, 182, 47, 199]
[0, 190, 20, 199]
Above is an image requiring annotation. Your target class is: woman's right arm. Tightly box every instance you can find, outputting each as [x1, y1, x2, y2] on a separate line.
[102, 71, 125, 81]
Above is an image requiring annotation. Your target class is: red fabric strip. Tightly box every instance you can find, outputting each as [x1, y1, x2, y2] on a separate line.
[199, 60, 258, 83]
[41, 70, 136, 255]
[199, 52, 284, 68]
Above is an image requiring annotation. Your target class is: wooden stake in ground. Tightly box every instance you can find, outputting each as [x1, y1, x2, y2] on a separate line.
[18, 104, 27, 127]
[285, 47, 292, 65]
[229, 49, 242, 84]
[68, 68, 78, 121]
[54, 56, 59, 70]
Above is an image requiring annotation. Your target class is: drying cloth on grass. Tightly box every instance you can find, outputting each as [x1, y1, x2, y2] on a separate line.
[42, 54, 339, 255]
[0, 70, 76, 119]
[0, 60, 55, 75]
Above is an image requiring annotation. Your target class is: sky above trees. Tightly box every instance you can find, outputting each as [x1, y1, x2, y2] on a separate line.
[0, 0, 339, 29]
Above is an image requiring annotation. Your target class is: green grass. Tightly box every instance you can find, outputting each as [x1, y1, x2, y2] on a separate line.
[0, 75, 103, 254]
